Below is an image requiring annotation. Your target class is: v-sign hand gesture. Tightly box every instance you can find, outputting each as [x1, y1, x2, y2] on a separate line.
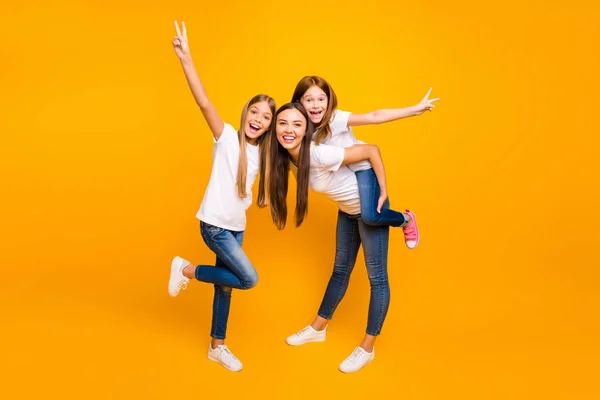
[171, 20, 225, 140]
[414, 88, 440, 115]
[173, 20, 191, 59]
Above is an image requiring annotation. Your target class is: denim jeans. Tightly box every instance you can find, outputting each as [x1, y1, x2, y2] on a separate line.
[196, 221, 259, 340]
[356, 168, 406, 227]
[317, 210, 390, 336]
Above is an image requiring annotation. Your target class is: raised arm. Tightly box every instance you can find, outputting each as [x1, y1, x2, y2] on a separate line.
[172, 20, 225, 140]
[341, 144, 389, 213]
[347, 88, 440, 127]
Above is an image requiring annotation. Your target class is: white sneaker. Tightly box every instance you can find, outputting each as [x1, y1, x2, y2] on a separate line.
[285, 325, 326, 346]
[207, 344, 243, 372]
[339, 346, 375, 373]
[168, 256, 190, 297]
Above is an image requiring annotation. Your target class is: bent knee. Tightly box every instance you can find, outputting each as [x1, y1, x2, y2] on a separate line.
[361, 215, 381, 226]
[360, 206, 383, 224]
[243, 272, 259, 289]
[362, 213, 385, 226]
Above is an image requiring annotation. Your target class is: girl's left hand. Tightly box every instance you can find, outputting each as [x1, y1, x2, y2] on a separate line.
[377, 191, 388, 214]
[414, 88, 440, 115]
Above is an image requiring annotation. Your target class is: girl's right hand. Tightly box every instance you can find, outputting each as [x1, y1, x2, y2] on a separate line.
[413, 88, 440, 115]
[172, 20, 190, 59]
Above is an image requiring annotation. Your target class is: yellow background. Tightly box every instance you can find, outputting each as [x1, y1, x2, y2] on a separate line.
[1, 0, 599, 398]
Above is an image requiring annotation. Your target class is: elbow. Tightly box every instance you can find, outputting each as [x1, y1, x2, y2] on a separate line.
[369, 144, 381, 155]
[368, 145, 381, 162]
[369, 111, 384, 124]
[366, 144, 381, 163]
[197, 99, 212, 110]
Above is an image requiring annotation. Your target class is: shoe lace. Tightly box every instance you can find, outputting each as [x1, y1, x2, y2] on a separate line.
[219, 346, 238, 364]
[180, 281, 188, 291]
[297, 326, 313, 337]
[347, 348, 365, 364]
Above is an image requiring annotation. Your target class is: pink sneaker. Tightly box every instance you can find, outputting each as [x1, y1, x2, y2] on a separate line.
[403, 210, 419, 249]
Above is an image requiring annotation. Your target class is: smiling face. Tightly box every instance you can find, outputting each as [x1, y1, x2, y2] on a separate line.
[276, 108, 308, 153]
[299, 85, 328, 125]
[243, 100, 273, 144]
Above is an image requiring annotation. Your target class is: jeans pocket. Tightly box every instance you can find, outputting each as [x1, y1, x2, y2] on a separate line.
[201, 221, 225, 241]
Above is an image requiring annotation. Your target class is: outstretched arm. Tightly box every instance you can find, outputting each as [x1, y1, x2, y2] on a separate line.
[172, 20, 224, 140]
[341, 144, 388, 213]
[347, 88, 440, 127]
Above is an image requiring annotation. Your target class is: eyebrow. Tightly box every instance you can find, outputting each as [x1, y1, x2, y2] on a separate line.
[250, 106, 272, 116]
[277, 119, 305, 123]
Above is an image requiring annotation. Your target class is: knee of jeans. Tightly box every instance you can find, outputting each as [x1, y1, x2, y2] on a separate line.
[368, 272, 389, 287]
[243, 272, 259, 289]
[332, 263, 351, 277]
[333, 260, 350, 274]
[361, 208, 384, 225]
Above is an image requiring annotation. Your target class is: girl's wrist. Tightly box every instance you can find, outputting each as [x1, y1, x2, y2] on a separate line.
[179, 54, 193, 64]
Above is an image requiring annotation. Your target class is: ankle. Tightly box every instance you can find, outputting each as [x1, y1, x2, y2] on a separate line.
[402, 214, 411, 227]
[182, 263, 194, 279]
[359, 344, 374, 353]
[311, 322, 327, 332]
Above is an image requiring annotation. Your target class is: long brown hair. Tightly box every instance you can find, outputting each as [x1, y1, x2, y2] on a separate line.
[268, 102, 314, 230]
[291, 76, 338, 145]
[236, 94, 276, 206]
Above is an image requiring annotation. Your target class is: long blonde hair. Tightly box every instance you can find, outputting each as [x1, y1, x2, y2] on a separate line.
[236, 94, 277, 204]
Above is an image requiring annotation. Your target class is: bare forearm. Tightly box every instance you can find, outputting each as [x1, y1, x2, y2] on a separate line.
[349, 88, 439, 127]
[349, 106, 419, 126]
[371, 107, 418, 123]
[179, 55, 211, 109]
[367, 146, 387, 194]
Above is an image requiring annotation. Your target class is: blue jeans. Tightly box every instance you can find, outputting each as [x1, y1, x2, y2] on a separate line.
[196, 221, 259, 340]
[356, 168, 406, 227]
[317, 210, 390, 336]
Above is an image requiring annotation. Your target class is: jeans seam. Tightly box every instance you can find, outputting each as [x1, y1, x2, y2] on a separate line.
[212, 287, 221, 338]
[380, 227, 389, 334]
[364, 223, 389, 336]
[375, 227, 385, 335]
[211, 286, 229, 340]
[327, 216, 357, 317]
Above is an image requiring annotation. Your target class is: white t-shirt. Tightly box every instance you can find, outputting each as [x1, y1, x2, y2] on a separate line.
[196, 123, 260, 231]
[307, 142, 361, 215]
[318, 110, 371, 172]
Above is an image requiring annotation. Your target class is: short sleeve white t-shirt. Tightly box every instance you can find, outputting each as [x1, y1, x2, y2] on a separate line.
[196, 123, 260, 231]
[307, 142, 361, 215]
[319, 110, 371, 172]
